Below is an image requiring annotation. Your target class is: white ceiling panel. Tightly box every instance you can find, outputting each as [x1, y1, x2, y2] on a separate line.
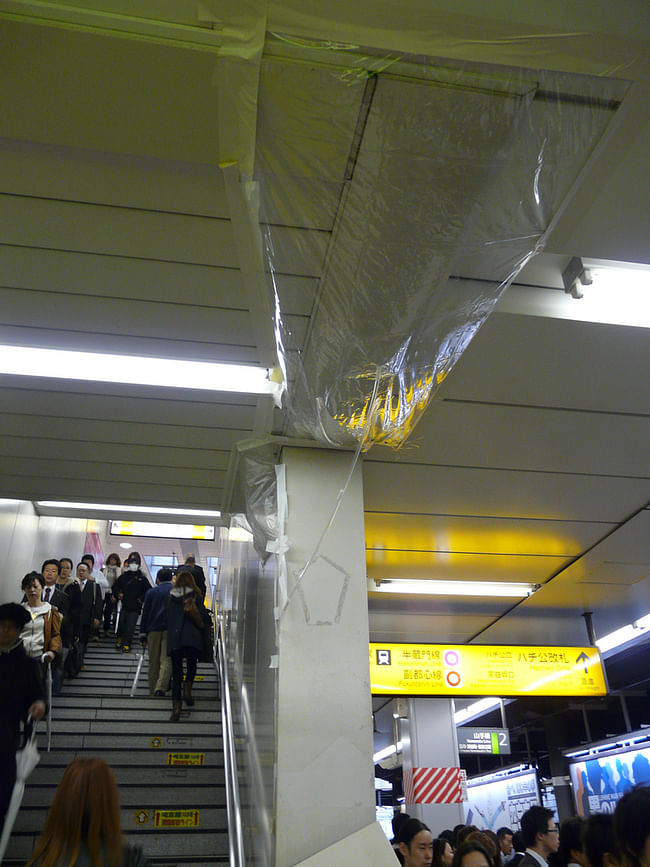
[0, 436, 228, 471]
[1, 195, 238, 267]
[372, 400, 649, 477]
[0, 138, 229, 217]
[438, 311, 650, 416]
[363, 461, 649, 523]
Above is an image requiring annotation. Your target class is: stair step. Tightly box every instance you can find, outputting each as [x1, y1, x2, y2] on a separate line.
[14, 806, 227, 833]
[34, 748, 224, 767]
[48, 707, 220, 722]
[29, 766, 226, 785]
[36, 733, 223, 751]
[23, 784, 224, 807]
[5, 832, 229, 862]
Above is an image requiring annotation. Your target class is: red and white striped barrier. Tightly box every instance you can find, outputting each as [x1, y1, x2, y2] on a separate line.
[403, 767, 467, 804]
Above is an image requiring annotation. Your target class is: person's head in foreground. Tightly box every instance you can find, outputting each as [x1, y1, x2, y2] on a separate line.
[26, 757, 124, 867]
[397, 818, 434, 867]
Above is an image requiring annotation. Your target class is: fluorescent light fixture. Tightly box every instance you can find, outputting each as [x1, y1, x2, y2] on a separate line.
[119, 542, 133, 549]
[503, 259, 650, 328]
[110, 520, 215, 541]
[0, 345, 279, 396]
[596, 612, 650, 655]
[454, 697, 502, 725]
[37, 501, 220, 518]
[467, 764, 531, 785]
[565, 733, 650, 760]
[370, 579, 536, 598]
[373, 741, 403, 763]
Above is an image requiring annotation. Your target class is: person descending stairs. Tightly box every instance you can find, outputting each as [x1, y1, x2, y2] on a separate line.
[3, 629, 229, 865]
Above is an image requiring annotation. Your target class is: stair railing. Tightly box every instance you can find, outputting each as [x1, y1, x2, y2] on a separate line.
[217, 617, 245, 866]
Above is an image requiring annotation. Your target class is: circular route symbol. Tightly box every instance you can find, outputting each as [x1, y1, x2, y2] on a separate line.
[444, 649, 460, 667]
[445, 670, 462, 688]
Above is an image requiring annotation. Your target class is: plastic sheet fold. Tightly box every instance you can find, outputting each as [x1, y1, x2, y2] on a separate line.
[254, 40, 627, 448]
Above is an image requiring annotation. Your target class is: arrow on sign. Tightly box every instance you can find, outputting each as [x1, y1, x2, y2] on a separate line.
[576, 651, 589, 673]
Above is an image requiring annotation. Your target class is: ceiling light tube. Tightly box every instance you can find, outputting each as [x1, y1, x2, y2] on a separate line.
[454, 697, 502, 725]
[369, 579, 536, 598]
[373, 741, 403, 763]
[596, 611, 650, 655]
[37, 501, 221, 518]
[0, 345, 279, 397]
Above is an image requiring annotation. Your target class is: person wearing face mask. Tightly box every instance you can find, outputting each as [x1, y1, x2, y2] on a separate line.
[112, 553, 150, 653]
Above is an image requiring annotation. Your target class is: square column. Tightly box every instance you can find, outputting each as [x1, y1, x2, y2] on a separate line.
[275, 447, 376, 865]
[401, 698, 465, 831]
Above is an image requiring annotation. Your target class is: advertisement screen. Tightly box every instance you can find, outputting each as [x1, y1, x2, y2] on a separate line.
[465, 769, 539, 830]
[569, 743, 650, 816]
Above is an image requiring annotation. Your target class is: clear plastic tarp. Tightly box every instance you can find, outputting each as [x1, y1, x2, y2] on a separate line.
[254, 38, 627, 449]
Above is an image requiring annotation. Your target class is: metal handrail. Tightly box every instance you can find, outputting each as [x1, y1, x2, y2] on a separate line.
[217, 618, 245, 867]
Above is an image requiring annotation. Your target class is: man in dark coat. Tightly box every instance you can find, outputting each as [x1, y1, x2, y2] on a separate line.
[76, 561, 103, 665]
[0, 603, 46, 834]
[112, 552, 150, 652]
[181, 555, 206, 598]
[140, 568, 174, 696]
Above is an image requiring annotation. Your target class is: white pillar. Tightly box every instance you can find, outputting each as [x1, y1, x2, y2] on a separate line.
[274, 446, 376, 866]
[401, 698, 465, 832]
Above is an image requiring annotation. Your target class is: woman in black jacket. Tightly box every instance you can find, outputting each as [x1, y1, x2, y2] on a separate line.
[112, 552, 150, 653]
[166, 571, 205, 722]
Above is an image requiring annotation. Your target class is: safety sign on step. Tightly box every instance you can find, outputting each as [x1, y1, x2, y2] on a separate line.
[154, 809, 200, 828]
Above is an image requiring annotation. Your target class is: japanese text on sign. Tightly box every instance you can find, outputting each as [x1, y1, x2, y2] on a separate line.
[369, 643, 606, 697]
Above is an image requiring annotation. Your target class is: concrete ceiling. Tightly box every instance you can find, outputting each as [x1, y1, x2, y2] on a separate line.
[0, 1, 648, 652]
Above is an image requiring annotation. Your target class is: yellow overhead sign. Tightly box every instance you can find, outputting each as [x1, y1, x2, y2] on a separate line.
[369, 643, 606, 697]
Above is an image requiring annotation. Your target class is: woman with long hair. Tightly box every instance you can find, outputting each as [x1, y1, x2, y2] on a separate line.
[166, 570, 205, 722]
[26, 757, 146, 866]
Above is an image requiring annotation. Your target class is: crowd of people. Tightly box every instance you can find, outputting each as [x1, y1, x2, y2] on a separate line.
[0, 550, 211, 856]
[391, 797, 650, 867]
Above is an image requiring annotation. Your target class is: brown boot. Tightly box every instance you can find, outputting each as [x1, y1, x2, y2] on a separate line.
[183, 681, 194, 707]
[170, 700, 182, 722]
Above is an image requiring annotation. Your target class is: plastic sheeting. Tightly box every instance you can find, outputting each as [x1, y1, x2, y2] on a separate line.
[255, 39, 627, 448]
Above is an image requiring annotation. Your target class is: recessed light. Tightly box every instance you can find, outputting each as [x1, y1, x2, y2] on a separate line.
[37, 501, 220, 518]
[370, 579, 536, 598]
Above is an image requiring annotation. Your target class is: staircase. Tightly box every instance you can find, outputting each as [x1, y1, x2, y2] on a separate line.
[5, 632, 229, 865]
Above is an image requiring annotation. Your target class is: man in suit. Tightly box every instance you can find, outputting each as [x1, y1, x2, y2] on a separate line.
[181, 555, 206, 598]
[519, 806, 560, 867]
[498, 827, 515, 865]
[41, 558, 72, 693]
[76, 561, 102, 665]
